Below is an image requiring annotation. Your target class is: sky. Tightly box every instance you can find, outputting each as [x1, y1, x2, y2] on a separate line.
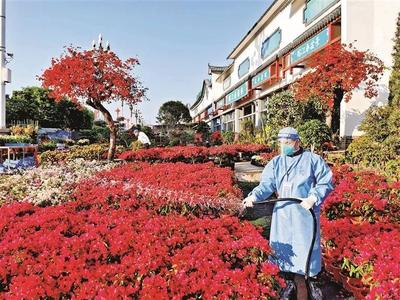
[7, 0, 273, 124]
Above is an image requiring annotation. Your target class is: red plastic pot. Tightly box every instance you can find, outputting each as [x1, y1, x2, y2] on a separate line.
[346, 278, 369, 300]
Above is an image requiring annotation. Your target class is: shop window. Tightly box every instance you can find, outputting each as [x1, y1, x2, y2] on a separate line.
[216, 99, 224, 109]
[243, 104, 253, 116]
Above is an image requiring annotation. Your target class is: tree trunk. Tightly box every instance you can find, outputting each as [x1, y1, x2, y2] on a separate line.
[325, 109, 333, 128]
[88, 100, 117, 161]
[325, 88, 344, 135]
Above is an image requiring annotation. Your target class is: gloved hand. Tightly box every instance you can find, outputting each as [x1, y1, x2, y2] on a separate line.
[299, 195, 317, 210]
[242, 194, 256, 208]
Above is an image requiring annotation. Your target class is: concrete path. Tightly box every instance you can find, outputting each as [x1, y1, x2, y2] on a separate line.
[234, 161, 264, 182]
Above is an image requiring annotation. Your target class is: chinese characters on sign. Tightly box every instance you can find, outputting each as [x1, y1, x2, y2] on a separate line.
[226, 82, 248, 104]
[251, 68, 270, 87]
[290, 27, 329, 64]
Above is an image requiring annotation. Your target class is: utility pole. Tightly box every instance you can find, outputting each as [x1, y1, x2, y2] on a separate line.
[0, 0, 11, 131]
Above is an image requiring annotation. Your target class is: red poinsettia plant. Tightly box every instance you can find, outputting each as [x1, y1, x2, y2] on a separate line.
[0, 161, 285, 298]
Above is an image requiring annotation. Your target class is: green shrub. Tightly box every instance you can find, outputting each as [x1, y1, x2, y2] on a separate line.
[239, 118, 256, 144]
[117, 131, 134, 148]
[264, 91, 305, 128]
[39, 140, 56, 152]
[0, 135, 33, 145]
[359, 105, 391, 142]
[384, 159, 400, 180]
[41, 144, 123, 163]
[79, 126, 109, 144]
[326, 151, 346, 164]
[387, 107, 400, 135]
[346, 136, 382, 166]
[195, 122, 211, 140]
[169, 138, 181, 147]
[180, 130, 195, 145]
[298, 119, 331, 152]
[303, 96, 328, 122]
[221, 131, 235, 144]
[255, 125, 279, 149]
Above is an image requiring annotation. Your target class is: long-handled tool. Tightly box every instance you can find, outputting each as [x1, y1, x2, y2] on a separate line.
[241, 198, 318, 299]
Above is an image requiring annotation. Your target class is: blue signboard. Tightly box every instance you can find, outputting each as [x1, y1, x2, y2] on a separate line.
[291, 27, 329, 64]
[251, 67, 270, 87]
[226, 82, 248, 104]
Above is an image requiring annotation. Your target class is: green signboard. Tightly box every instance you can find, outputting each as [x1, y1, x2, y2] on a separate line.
[226, 82, 248, 104]
[291, 27, 329, 64]
[251, 68, 270, 87]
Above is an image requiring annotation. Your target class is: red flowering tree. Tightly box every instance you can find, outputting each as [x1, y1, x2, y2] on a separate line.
[293, 43, 384, 132]
[40, 45, 146, 160]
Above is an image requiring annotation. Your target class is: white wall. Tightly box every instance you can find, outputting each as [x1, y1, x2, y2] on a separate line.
[340, 0, 400, 137]
[190, 82, 213, 118]
[212, 0, 341, 101]
[210, 72, 224, 102]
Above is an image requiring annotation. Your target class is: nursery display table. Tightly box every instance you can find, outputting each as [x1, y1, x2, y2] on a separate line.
[0, 144, 39, 170]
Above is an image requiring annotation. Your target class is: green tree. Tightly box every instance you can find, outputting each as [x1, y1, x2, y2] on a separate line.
[157, 101, 192, 126]
[264, 91, 304, 128]
[6, 87, 93, 130]
[358, 105, 391, 142]
[389, 12, 400, 106]
[194, 121, 211, 138]
[298, 119, 332, 152]
[263, 91, 326, 128]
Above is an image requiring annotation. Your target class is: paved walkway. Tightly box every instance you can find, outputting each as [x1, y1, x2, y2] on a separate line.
[234, 161, 264, 182]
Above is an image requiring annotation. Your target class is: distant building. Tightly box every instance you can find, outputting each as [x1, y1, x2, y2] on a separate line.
[190, 0, 400, 143]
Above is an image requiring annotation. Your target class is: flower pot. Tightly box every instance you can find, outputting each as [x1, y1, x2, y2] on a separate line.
[350, 216, 364, 224]
[329, 263, 342, 283]
[339, 270, 348, 285]
[323, 256, 334, 269]
[346, 278, 369, 300]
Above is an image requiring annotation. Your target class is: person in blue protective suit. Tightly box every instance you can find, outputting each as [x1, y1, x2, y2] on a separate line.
[242, 127, 333, 299]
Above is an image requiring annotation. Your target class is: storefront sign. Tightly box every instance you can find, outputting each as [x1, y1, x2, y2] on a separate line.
[251, 67, 270, 87]
[226, 82, 248, 104]
[291, 27, 329, 64]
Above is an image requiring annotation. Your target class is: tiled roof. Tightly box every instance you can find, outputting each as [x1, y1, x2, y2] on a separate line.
[190, 79, 212, 109]
[208, 63, 233, 74]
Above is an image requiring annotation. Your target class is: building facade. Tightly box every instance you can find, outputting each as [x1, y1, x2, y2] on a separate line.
[190, 0, 400, 142]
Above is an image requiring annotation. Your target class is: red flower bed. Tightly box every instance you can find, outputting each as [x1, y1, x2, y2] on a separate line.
[75, 162, 242, 216]
[118, 144, 270, 163]
[0, 161, 285, 298]
[321, 166, 400, 299]
[322, 169, 399, 223]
